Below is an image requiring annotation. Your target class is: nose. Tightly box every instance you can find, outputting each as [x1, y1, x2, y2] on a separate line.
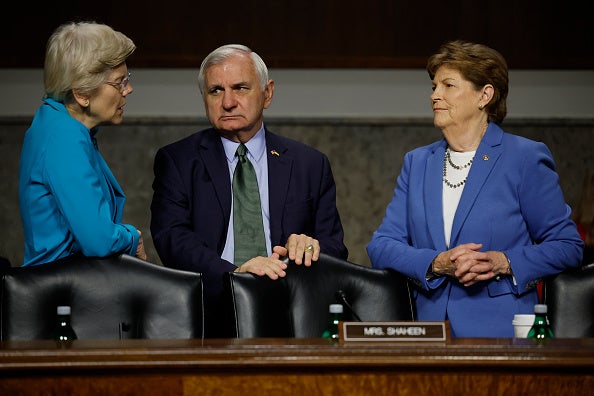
[123, 82, 133, 96]
[430, 87, 439, 102]
[222, 91, 237, 109]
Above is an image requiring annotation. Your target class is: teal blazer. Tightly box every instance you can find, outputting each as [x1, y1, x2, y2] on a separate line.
[19, 98, 139, 266]
[367, 123, 583, 337]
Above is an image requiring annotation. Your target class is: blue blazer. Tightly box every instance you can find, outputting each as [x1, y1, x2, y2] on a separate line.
[19, 98, 139, 266]
[367, 124, 583, 338]
[150, 127, 347, 336]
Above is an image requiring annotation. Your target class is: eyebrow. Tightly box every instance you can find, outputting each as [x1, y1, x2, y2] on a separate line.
[437, 77, 457, 84]
[109, 73, 127, 82]
[207, 81, 251, 90]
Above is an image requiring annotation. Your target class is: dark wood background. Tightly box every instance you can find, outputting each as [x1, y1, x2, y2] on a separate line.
[2, 1, 592, 69]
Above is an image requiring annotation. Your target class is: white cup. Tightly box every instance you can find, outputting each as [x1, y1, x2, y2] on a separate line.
[512, 314, 535, 338]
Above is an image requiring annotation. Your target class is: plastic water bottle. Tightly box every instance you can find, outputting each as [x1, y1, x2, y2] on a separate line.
[527, 304, 554, 342]
[321, 304, 343, 340]
[53, 306, 77, 344]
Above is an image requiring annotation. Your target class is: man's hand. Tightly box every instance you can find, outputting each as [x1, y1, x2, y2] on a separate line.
[285, 233, 319, 266]
[235, 255, 288, 280]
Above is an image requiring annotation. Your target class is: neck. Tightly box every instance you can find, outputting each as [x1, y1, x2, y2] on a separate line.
[220, 130, 257, 144]
[66, 103, 95, 130]
[219, 122, 263, 144]
[443, 120, 488, 152]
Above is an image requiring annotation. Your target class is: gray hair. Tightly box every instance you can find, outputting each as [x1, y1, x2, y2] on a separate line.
[198, 44, 269, 95]
[44, 21, 136, 102]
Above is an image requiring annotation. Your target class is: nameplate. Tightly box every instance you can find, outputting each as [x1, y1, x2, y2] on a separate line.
[339, 321, 450, 342]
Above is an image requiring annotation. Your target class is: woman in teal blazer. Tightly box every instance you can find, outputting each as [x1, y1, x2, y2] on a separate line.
[19, 22, 146, 266]
[367, 41, 583, 338]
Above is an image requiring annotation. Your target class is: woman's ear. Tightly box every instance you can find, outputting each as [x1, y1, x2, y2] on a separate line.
[72, 90, 90, 108]
[480, 84, 494, 107]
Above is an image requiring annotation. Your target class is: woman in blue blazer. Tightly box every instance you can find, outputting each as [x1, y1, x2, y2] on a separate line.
[367, 41, 583, 338]
[19, 22, 146, 266]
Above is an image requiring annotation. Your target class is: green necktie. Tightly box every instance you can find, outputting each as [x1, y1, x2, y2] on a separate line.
[233, 144, 267, 265]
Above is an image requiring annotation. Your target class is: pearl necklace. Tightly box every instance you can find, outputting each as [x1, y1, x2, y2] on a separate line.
[443, 148, 474, 188]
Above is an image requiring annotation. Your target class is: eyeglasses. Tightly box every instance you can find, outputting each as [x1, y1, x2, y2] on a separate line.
[104, 72, 131, 93]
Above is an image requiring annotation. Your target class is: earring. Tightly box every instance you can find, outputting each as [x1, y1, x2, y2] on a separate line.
[478, 104, 484, 110]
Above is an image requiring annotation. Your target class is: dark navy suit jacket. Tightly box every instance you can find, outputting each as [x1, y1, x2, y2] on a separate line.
[151, 127, 348, 336]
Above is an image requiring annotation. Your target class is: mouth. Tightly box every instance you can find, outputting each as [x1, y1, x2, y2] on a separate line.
[432, 102, 444, 111]
[220, 115, 242, 121]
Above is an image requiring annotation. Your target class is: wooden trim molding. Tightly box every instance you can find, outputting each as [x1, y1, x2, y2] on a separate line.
[1, 338, 593, 395]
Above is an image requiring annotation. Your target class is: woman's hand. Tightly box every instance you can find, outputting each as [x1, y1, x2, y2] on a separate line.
[136, 230, 147, 261]
[432, 243, 483, 278]
[447, 245, 511, 287]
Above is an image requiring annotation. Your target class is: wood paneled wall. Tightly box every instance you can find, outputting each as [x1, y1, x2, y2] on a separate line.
[1, 1, 592, 69]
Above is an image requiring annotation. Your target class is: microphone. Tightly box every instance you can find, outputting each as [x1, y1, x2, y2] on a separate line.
[335, 290, 362, 321]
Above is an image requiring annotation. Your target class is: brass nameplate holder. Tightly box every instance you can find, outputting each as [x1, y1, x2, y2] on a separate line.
[340, 321, 450, 342]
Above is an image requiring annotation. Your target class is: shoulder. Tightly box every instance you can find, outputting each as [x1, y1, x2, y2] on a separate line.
[33, 100, 84, 134]
[28, 102, 90, 150]
[485, 123, 547, 151]
[265, 129, 328, 160]
[497, 127, 554, 161]
[158, 127, 218, 155]
[504, 132, 549, 151]
[405, 139, 444, 160]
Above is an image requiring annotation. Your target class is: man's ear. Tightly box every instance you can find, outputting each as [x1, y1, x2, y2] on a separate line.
[263, 79, 274, 109]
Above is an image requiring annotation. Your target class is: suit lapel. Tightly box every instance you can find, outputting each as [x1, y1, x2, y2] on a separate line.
[450, 124, 503, 245]
[200, 129, 232, 224]
[265, 131, 292, 246]
[426, 141, 448, 249]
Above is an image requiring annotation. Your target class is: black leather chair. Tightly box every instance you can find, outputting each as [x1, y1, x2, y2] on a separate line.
[544, 262, 594, 338]
[0, 256, 10, 270]
[224, 253, 414, 338]
[1, 254, 204, 340]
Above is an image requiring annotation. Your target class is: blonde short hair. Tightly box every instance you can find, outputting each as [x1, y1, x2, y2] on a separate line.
[44, 21, 136, 102]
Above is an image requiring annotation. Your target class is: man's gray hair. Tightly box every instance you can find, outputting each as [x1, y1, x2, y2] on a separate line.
[198, 44, 269, 95]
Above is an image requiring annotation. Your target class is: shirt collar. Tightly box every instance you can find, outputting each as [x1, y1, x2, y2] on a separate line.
[43, 97, 99, 139]
[222, 124, 266, 163]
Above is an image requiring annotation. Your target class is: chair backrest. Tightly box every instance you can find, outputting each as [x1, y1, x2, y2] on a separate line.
[0, 256, 10, 270]
[224, 253, 414, 338]
[1, 254, 203, 340]
[544, 262, 594, 338]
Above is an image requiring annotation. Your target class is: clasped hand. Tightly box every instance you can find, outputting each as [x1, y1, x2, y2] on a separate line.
[432, 243, 510, 287]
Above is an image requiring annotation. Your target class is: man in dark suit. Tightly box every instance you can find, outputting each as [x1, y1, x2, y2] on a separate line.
[150, 44, 348, 337]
